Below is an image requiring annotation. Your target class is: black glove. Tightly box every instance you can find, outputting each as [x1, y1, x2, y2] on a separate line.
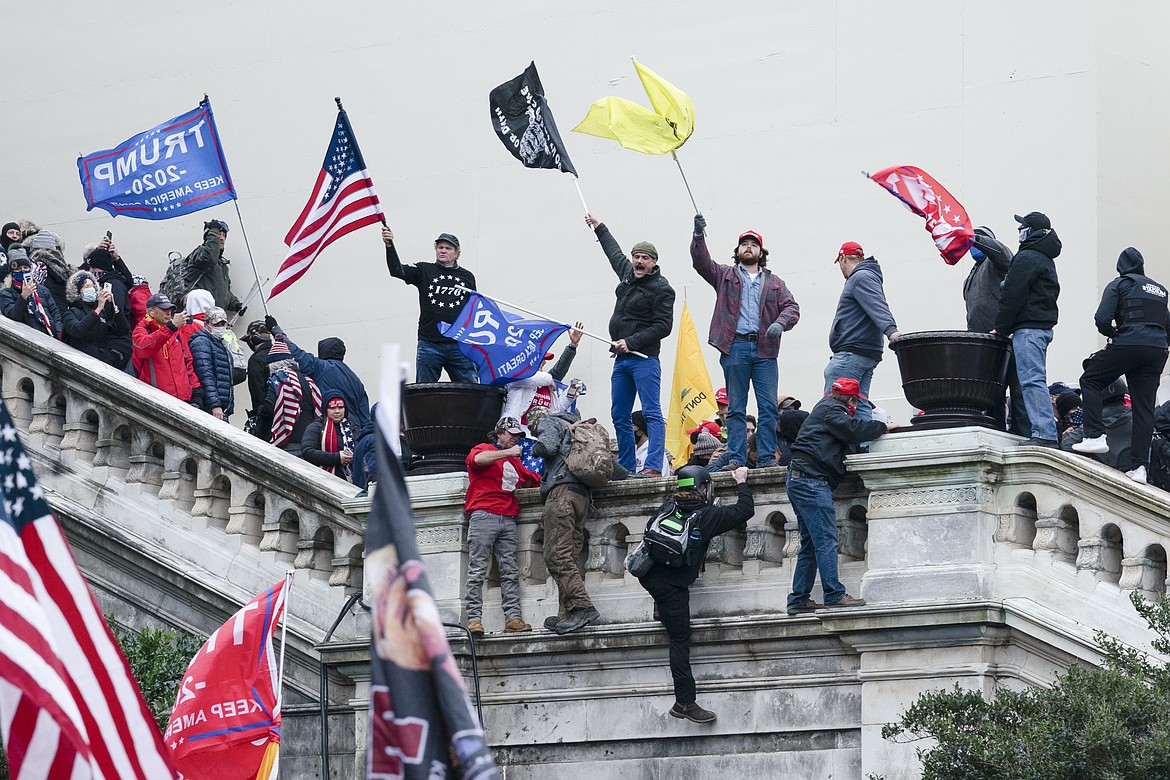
[693, 213, 706, 237]
[236, 305, 247, 318]
[190, 387, 205, 409]
[264, 314, 279, 331]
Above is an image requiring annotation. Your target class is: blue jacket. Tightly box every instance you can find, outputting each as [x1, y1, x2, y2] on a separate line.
[271, 329, 371, 429]
[189, 329, 235, 416]
[1, 284, 62, 339]
[351, 402, 378, 489]
[829, 257, 898, 362]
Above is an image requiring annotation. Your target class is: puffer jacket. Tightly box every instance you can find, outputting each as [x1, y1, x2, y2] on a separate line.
[595, 224, 675, 357]
[994, 228, 1061, 333]
[62, 270, 131, 368]
[188, 227, 242, 313]
[189, 328, 235, 416]
[0, 278, 62, 339]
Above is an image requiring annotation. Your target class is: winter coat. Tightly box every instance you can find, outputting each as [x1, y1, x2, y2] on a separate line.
[689, 235, 799, 359]
[1093, 247, 1170, 349]
[789, 396, 888, 489]
[351, 403, 379, 489]
[594, 224, 676, 357]
[964, 232, 1013, 332]
[247, 339, 272, 415]
[0, 280, 62, 339]
[270, 329, 371, 429]
[300, 395, 355, 475]
[189, 329, 236, 416]
[994, 228, 1061, 333]
[128, 281, 151, 331]
[132, 317, 199, 403]
[62, 270, 131, 368]
[385, 243, 476, 342]
[27, 242, 73, 319]
[638, 483, 754, 588]
[829, 257, 898, 361]
[531, 411, 586, 502]
[255, 369, 318, 454]
[188, 228, 242, 313]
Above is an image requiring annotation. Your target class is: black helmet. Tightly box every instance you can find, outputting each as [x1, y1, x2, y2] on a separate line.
[675, 465, 714, 505]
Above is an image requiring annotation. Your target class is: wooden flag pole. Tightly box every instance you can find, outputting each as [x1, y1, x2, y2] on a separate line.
[453, 285, 648, 358]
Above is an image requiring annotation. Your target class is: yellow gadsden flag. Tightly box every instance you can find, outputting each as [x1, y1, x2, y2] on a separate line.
[666, 302, 718, 464]
[573, 60, 695, 155]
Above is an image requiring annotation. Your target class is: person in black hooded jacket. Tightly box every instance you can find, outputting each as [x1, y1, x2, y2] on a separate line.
[262, 316, 371, 429]
[992, 212, 1062, 445]
[637, 465, 753, 725]
[62, 270, 130, 368]
[1071, 247, 1169, 483]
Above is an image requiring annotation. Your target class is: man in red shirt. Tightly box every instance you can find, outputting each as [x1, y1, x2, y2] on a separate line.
[464, 416, 541, 636]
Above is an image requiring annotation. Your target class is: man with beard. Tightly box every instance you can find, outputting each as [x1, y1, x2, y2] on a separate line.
[691, 215, 799, 469]
[585, 213, 675, 477]
[382, 224, 478, 382]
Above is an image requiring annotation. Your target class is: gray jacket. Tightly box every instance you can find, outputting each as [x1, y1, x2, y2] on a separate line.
[531, 411, 586, 502]
[964, 233, 1013, 332]
[828, 257, 898, 362]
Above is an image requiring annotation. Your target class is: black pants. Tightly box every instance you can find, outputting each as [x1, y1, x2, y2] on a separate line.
[1080, 345, 1169, 469]
[1005, 353, 1031, 437]
[642, 577, 694, 705]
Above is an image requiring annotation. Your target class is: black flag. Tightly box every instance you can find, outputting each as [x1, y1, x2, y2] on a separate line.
[366, 404, 500, 780]
[489, 61, 578, 176]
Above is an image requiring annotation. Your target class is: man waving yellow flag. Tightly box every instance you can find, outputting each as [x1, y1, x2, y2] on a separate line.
[666, 301, 718, 464]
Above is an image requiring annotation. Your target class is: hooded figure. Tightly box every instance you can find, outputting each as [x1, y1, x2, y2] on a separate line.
[25, 230, 74, 319]
[255, 339, 322, 455]
[0, 248, 62, 339]
[188, 307, 236, 420]
[301, 392, 356, 480]
[1070, 247, 1169, 482]
[188, 220, 243, 313]
[62, 269, 131, 368]
[261, 316, 371, 429]
[963, 225, 1013, 333]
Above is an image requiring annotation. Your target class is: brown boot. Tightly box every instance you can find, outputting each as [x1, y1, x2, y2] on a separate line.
[504, 618, 531, 632]
[467, 620, 484, 636]
[825, 594, 866, 609]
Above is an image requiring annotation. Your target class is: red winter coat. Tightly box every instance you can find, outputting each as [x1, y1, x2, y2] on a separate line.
[128, 283, 152, 331]
[132, 317, 199, 402]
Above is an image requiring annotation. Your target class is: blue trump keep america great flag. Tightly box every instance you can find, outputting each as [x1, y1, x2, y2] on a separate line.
[439, 293, 568, 385]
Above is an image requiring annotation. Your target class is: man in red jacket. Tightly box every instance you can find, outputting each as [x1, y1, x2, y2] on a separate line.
[132, 293, 202, 407]
[464, 416, 541, 636]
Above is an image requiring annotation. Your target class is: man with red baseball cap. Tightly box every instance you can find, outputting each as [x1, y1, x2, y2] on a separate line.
[785, 377, 889, 614]
[823, 241, 901, 423]
[691, 214, 800, 470]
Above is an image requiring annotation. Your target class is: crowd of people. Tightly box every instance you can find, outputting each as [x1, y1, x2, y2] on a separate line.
[0, 218, 379, 490]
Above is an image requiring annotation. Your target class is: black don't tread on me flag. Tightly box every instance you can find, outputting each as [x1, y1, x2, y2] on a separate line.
[489, 61, 577, 176]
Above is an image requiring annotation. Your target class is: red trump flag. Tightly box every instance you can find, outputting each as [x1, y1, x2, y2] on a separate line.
[869, 165, 974, 265]
[164, 576, 290, 780]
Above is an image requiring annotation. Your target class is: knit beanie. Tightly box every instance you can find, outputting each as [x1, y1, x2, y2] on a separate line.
[267, 340, 292, 363]
[631, 241, 658, 260]
[85, 247, 115, 271]
[29, 231, 61, 252]
[692, 431, 721, 459]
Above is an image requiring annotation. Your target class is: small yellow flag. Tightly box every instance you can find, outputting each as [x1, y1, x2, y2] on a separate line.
[573, 96, 685, 155]
[633, 61, 695, 144]
[666, 302, 718, 465]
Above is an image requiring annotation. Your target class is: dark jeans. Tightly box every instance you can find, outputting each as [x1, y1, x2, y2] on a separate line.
[1080, 345, 1169, 469]
[786, 470, 847, 607]
[416, 339, 479, 383]
[641, 576, 695, 704]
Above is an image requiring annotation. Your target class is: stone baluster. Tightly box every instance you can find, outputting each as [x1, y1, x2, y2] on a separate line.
[1034, 512, 1079, 564]
[1120, 552, 1167, 601]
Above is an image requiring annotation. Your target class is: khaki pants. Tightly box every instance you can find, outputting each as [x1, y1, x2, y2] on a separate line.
[542, 485, 593, 614]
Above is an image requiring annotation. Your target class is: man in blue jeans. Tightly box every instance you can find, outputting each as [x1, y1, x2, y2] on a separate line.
[786, 378, 888, 614]
[991, 212, 1061, 446]
[382, 224, 478, 383]
[690, 215, 800, 469]
[823, 242, 900, 422]
[585, 214, 675, 477]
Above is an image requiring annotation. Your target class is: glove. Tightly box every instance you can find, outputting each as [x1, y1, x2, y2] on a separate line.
[236, 305, 247, 318]
[765, 322, 785, 340]
[264, 314, 279, 331]
[693, 213, 706, 237]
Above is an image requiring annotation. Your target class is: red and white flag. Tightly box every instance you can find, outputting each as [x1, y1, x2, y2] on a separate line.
[869, 165, 974, 265]
[164, 575, 290, 780]
[0, 402, 178, 778]
[269, 108, 383, 299]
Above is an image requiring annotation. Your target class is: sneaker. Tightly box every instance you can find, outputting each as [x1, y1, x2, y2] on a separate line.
[1126, 465, 1148, 484]
[1072, 435, 1109, 454]
[553, 607, 601, 635]
[467, 620, 484, 636]
[720, 461, 744, 472]
[825, 594, 866, 609]
[785, 599, 824, 616]
[670, 701, 716, 724]
[504, 618, 531, 633]
[1024, 437, 1059, 449]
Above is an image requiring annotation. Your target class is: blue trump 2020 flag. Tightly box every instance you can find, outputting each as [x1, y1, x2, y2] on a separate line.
[439, 293, 568, 385]
[77, 98, 236, 220]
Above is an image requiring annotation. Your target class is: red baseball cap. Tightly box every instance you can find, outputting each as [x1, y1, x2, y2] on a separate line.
[830, 377, 867, 399]
[543, 352, 555, 362]
[738, 230, 764, 248]
[686, 420, 723, 437]
[836, 241, 865, 262]
[715, 387, 728, 404]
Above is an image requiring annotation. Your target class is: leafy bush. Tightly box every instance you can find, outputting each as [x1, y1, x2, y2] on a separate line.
[108, 619, 205, 731]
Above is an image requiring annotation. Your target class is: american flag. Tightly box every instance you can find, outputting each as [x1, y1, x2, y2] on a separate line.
[0, 401, 177, 778]
[269, 109, 383, 299]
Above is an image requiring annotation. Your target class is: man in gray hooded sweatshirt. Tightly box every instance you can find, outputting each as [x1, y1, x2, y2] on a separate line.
[1072, 247, 1169, 483]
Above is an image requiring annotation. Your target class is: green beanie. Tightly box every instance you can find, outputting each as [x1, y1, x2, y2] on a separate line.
[631, 241, 658, 260]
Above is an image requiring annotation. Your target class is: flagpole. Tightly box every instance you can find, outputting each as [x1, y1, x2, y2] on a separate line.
[337, 95, 388, 228]
[671, 151, 701, 215]
[275, 570, 293, 713]
[453, 285, 648, 358]
[571, 177, 590, 215]
[232, 199, 271, 317]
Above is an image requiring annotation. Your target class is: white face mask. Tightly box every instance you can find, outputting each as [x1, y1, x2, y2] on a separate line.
[208, 325, 228, 338]
[81, 287, 98, 303]
[1018, 226, 1031, 242]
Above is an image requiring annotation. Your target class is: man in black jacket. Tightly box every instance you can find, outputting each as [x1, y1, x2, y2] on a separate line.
[964, 226, 1018, 431]
[786, 378, 887, 615]
[992, 212, 1062, 446]
[584, 214, 675, 477]
[1072, 248, 1170, 483]
[637, 465, 753, 724]
[243, 320, 273, 420]
[381, 224, 478, 383]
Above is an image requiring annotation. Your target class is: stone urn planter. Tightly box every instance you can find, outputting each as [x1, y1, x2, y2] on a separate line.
[889, 331, 1011, 430]
[402, 382, 506, 474]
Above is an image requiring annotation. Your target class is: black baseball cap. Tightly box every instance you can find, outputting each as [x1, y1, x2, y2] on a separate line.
[435, 233, 460, 249]
[1014, 212, 1051, 230]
